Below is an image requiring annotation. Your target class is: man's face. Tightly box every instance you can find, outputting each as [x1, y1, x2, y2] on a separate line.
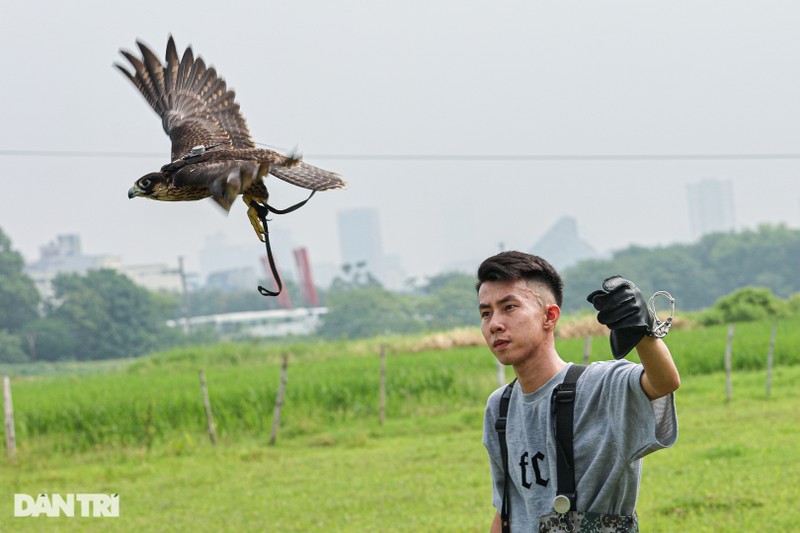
[478, 279, 553, 366]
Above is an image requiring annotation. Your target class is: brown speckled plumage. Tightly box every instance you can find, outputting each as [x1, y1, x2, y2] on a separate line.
[116, 36, 344, 239]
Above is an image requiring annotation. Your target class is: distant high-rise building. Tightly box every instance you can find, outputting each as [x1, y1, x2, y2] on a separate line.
[687, 179, 736, 240]
[337, 208, 406, 289]
[338, 208, 383, 268]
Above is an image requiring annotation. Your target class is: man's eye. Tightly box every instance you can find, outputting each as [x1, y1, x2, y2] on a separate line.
[480, 311, 491, 319]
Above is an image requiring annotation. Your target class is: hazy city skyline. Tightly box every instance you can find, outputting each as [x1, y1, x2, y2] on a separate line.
[2, 2, 799, 284]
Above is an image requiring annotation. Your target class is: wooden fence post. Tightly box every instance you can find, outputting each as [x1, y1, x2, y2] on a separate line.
[496, 360, 505, 387]
[198, 370, 217, 445]
[269, 354, 289, 446]
[379, 345, 387, 426]
[583, 335, 592, 365]
[766, 322, 777, 398]
[725, 324, 735, 402]
[3, 376, 16, 461]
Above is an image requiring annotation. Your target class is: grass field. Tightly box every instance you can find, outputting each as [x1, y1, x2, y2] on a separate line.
[0, 317, 798, 531]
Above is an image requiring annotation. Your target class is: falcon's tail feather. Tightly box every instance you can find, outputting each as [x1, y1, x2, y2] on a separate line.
[269, 161, 346, 192]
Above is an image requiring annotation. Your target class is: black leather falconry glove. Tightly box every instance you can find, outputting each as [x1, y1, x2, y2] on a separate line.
[586, 276, 655, 359]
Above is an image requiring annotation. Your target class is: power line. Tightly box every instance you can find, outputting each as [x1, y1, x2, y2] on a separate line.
[0, 149, 163, 159]
[3, 148, 800, 161]
[304, 153, 800, 162]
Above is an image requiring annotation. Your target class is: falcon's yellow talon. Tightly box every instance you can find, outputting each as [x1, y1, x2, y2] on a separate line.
[244, 195, 268, 242]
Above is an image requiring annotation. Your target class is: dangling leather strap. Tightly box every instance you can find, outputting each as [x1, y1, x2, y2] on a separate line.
[251, 190, 315, 297]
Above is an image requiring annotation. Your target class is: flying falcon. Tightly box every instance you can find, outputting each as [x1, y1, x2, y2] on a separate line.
[116, 36, 345, 244]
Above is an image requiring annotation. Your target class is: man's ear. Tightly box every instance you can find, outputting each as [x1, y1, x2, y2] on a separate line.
[543, 304, 560, 331]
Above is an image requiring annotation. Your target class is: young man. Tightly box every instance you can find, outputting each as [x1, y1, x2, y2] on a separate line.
[478, 251, 679, 532]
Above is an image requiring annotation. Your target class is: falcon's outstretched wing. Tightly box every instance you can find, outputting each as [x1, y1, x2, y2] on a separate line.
[115, 36, 254, 160]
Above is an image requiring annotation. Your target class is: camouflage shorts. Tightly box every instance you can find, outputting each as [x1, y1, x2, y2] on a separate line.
[538, 511, 638, 533]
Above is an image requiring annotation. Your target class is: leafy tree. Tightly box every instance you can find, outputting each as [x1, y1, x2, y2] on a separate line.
[318, 286, 422, 339]
[0, 227, 40, 332]
[789, 293, 800, 315]
[319, 270, 480, 339]
[561, 224, 800, 312]
[699, 287, 790, 325]
[701, 226, 795, 296]
[418, 272, 478, 330]
[563, 243, 717, 313]
[21, 317, 80, 362]
[42, 269, 179, 360]
[0, 330, 28, 364]
[319, 264, 421, 339]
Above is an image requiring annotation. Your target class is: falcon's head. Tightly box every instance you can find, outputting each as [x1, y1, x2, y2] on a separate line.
[128, 173, 168, 200]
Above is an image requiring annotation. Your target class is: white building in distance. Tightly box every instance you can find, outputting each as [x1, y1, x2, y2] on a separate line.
[25, 234, 183, 299]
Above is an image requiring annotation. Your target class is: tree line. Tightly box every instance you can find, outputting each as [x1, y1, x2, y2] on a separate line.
[559, 224, 800, 312]
[318, 224, 800, 338]
[0, 227, 186, 363]
[1, 223, 798, 362]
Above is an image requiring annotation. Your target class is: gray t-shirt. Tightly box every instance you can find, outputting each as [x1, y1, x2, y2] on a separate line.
[483, 360, 678, 527]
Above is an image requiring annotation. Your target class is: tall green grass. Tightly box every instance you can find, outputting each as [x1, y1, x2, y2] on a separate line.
[559, 315, 799, 374]
[8, 346, 497, 452]
[3, 316, 797, 453]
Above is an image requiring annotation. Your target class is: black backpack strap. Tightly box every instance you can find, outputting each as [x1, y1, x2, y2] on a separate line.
[551, 364, 587, 515]
[495, 378, 516, 533]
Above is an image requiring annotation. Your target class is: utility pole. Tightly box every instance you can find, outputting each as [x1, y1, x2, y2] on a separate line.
[496, 242, 506, 386]
[178, 256, 192, 334]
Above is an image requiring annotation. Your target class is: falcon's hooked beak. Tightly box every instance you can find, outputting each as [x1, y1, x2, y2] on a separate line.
[128, 185, 142, 199]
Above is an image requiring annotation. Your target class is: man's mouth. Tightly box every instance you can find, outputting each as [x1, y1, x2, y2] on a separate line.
[493, 339, 509, 349]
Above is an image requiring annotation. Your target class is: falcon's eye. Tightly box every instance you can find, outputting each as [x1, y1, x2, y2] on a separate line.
[140, 178, 152, 189]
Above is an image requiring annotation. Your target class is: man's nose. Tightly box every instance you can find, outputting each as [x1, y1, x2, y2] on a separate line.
[489, 315, 505, 333]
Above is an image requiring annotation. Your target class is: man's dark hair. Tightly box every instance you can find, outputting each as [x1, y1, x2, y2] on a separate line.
[476, 251, 564, 307]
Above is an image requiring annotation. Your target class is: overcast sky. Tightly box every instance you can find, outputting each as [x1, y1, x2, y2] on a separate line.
[2, 1, 799, 284]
